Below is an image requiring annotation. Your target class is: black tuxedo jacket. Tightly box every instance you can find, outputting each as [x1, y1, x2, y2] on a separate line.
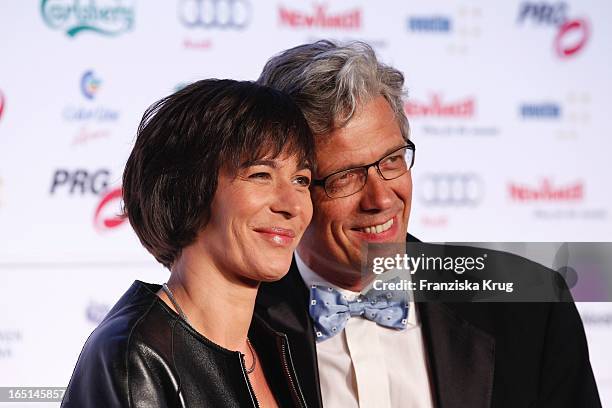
[255, 234, 601, 408]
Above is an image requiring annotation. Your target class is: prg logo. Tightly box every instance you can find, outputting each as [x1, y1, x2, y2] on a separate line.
[178, 0, 251, 29]
[94, 186, 126, 231]
[49, 169, 126, 231]
[40, 0, 135, 38]
[80, 70, 102, 100]
[517, 2, 589, 58]
[50, 168, 111, 195]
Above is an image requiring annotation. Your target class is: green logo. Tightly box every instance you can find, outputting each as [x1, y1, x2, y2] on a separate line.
[41, 0, 135, 37]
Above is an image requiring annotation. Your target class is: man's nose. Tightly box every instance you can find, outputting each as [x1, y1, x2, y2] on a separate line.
[359, 166, 394, 212]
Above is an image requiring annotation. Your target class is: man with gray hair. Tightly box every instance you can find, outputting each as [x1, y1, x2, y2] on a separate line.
[256, 40, 599, 408]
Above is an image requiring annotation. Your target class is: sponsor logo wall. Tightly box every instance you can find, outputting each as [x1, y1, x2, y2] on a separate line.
[0, 0, 611, 403]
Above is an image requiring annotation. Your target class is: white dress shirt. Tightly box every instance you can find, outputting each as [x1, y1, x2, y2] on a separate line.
[295, 253, 434, 408]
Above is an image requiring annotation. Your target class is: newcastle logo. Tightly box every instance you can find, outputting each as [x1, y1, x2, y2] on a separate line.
[178, 0, 251, 29]
[40, 0, 135, 38]
[509, 179, 584, 202]
[279, 4, 361, 30]
[405, 94, 475, 118]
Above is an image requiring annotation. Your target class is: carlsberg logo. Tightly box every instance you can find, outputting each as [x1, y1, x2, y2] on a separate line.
[41, 0, 135, 37]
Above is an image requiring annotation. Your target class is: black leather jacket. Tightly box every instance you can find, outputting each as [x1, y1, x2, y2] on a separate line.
[62, 281, 307, 407]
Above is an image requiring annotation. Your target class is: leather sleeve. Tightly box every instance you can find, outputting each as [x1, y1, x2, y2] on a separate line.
[61, 331, 183, 407]
[127, 340, 184, 407]
[61, 328, 131, 407]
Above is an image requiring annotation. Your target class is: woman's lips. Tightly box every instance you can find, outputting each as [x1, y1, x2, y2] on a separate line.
[253, 227, 296, 246]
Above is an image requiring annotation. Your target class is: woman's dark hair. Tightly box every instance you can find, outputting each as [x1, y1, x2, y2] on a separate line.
[122, 79, 314, 269]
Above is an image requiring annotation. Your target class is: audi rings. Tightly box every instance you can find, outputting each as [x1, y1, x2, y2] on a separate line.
[178, 0, 251, 29]
[419, 173, 484, 206]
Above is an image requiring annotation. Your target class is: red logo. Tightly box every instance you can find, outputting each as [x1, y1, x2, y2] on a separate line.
[405, 94, 475, 118]
[94, 187, 127, 231]
[516, 3, 590, 59]
[509, 179, 584, 202]
[555, 18, 590, 58]
[0, 90, 5, 121]
[279, 4, 361, 29]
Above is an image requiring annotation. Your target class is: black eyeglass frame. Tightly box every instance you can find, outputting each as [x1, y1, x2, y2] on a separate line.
[312, 140, 416, 198]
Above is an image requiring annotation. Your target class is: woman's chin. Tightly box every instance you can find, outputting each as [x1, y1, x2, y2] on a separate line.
[253, 259, 293, 282]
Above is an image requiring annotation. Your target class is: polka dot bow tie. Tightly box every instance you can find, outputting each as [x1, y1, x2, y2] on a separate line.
[309, 284, 409, 342]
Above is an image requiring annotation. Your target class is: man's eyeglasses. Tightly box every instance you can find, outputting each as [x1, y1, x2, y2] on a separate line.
[313, 141, 415, 198]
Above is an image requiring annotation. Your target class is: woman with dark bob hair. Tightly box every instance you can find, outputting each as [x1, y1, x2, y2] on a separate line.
[62, 80, 314, 407]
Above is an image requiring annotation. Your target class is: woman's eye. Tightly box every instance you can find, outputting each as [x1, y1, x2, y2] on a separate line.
[249, 172, 271, 180]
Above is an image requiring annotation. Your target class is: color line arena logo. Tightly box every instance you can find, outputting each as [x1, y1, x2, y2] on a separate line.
[63, 70, 119, 123]
[80, 70, 101, 100]
[517, 2, 589, 58]
[40, 0, 135, 37]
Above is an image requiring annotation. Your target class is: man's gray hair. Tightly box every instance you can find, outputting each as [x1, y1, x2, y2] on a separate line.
[258, 40, 409, 140]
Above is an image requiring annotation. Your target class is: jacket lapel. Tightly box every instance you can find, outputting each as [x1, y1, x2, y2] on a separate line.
[419, 302, 495, 408]
[256, 260, 323, 408]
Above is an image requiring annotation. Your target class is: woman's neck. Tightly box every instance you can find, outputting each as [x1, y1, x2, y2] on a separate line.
[158, 246, 259, 352]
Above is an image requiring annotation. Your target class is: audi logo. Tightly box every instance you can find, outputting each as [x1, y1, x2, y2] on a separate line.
[419, 173, 484, 206]
[178, 0, 251, 29]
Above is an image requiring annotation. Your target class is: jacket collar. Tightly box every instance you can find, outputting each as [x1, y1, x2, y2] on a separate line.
[256, 259, 323, 408]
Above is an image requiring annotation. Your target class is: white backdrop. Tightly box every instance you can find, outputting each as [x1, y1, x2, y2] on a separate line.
[1, 0, 611, 405]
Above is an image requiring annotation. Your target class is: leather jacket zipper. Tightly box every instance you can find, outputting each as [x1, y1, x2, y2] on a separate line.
[239, 353, 260, 408]
[279, 334, 308, 408]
